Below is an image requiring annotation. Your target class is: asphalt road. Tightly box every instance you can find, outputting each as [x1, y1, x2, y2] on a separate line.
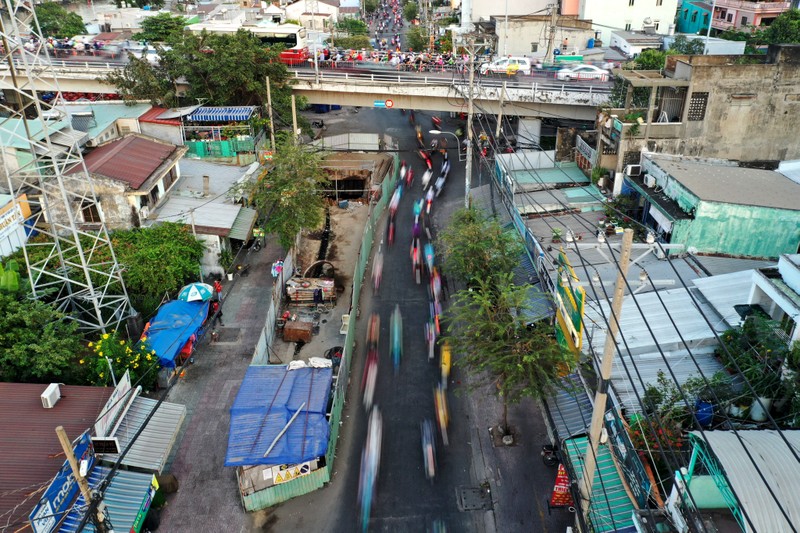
[330, 113, 480, 532]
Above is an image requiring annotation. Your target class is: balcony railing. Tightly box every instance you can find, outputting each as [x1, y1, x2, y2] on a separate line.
[714, 0, 789, 12]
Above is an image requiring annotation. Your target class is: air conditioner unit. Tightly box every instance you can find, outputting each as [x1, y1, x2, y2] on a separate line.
[644, 175, 656, 188]
[625, 164, 642, 177]
[140, 206, 150, 220]
[41, 383, 61, 408]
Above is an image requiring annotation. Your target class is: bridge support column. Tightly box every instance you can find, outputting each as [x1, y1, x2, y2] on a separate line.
[517, 118, 541, 148]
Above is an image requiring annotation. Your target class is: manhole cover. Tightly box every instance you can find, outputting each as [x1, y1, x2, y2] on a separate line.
[457, 486, 493, 512]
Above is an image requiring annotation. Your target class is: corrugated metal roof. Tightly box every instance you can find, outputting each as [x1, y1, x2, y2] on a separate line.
[0, 383, 111, 528]
[689, 430, 800, 533]
[226, 366, 333, 467]
[229, 206, 257, 241]
[99, 396, 186, 473]
[545, 373, 593, 441]
[612, 346, 723, 413]
[155, 196, 242, 236]
[77, 136, 179, 190]
[692, 270, 755, 329]
[564, 436, 637, 533]
[58, 466, 154, 532]
[188, 106, 258, 122]
[138, 106, 182, 126]
[583, 288, 719, 357]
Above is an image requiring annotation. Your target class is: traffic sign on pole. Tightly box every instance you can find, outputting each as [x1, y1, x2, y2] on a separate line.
[373, 100, 386, 108]
[385, 99, 394, 108]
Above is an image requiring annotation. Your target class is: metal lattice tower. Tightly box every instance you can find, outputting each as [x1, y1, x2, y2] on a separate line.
[0, 0, 132, 331]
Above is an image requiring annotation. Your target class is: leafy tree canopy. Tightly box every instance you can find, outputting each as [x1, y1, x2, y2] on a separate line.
[35, 3, 86, 39]
[667, 35, 705, 55]
[244, 139, 328, 249]
[103, 54, 178, 107]
[403, 1, 419, 22]
[337, 18, 369, 35]
[363, 0, 378, 14]
[0, 292, 84, 383]
[335, 36, 373, 50]
[406, 26, 427, 53]
[634, 48, 667, 70]
[437, 207, 523, 287]
[133, 13, 187, 44]
[760, 8, 800, 45]
[446, 274, 575, 429]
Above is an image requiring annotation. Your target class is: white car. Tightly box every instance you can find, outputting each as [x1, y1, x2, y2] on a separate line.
[556, 64, 610, 81]
[479, 56, 532, 76]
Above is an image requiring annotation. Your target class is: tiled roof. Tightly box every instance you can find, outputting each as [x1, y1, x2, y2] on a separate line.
[0, 383, 112, 529]
[138, 106, 182, 126]
[76, 135, 179, 190]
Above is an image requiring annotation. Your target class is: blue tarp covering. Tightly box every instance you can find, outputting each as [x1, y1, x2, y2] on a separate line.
[225, 365, 333, 467]
[147, 299, 209, 368]
[188, 106, 258, 122]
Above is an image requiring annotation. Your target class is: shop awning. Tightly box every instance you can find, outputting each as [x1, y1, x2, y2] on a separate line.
[226, 365, 333, 467]
[99, 396, 186, 474]
[563, 437, 637, 533]
[228, 207, 258, 241]
[58, 467, 155, 532]
[188, 106, 258, 122]
[544, 373, 593, 442]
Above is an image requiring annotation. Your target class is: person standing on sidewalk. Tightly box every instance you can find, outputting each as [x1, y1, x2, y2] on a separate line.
[213, 279, 223, 302]
[211, 300, 224, 327]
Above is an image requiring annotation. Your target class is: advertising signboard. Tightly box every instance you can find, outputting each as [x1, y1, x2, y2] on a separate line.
[554, 250, 585, 353]
[95, 370, 132, 437]
[29, 432, 95, 533]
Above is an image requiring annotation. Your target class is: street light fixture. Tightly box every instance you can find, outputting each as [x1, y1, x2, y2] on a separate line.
[430, 129, 466, 162]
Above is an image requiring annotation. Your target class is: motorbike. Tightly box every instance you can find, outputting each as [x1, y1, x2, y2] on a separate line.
[420, 419, 437, 483]
[421, 169, 433, 189]
[390, 304, 403, 374]
[431, 115, 442, 129]
[411, 237, 422, 284]
[434, 384, 449, 446]
[406, 167, 415, 187]
[440, 340, 451, 388]
[372, 250, 384, 294]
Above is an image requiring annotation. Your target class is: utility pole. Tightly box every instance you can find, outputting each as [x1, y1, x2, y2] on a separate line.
[291, 94, 299, 144]
[463, 34, 482, 209]
[703, 0, 717, 55]
[544, 3, 558, 65]
[265, 76, 276, 151]
[579, 228, 635, 521]
[56, 427, 111, 532]
[495, 80, 506, 140]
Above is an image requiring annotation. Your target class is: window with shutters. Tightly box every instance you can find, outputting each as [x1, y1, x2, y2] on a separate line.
[81, 201, 101, 224]
[687, 92, 709, 121]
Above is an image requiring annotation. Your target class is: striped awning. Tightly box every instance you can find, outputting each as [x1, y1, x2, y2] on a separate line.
[188, 106, 258, 123]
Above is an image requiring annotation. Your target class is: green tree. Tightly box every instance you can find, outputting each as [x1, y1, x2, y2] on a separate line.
[363, 0, 378, 14]
[337, 18, 369, 35]
[336, 36, 373, 50]
[0, 292, 84, 383]
[102, 54, 178, 106]
[111, 222, 205, 313]
[437, 207, 523, 287]
[446, 274, 575, 432]
[85, 330, 158, 391]
[35, 2, 86, 39]
[243, 139, 328, 249]
[634, 48, 667, 70]
[668, 35, 705, 55]
[405, 26, 427, 53]
[133, 13, 187, 44]
[403, 1, 419, 22]
[761, 9, 800, 44]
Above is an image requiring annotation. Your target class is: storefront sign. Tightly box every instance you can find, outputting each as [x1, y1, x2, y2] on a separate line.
[271, 460, 314, 485]
[30, 432, 96, 533]
[131, 475, 158, 533]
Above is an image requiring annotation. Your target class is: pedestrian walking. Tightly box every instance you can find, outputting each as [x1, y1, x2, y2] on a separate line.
[211, 300, 224, 326]
[213, 279, 223, 301]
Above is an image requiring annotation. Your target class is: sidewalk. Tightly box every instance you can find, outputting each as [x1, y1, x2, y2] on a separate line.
[158, 239, 284, 532]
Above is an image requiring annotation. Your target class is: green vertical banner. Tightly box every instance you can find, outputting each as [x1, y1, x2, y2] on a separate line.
[554, 250, 585, 353]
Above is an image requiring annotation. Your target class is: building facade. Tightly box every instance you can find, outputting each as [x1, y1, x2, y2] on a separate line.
[676, 0, 712, 34]
[710, 0, 791, 31]
[492, 14, 595, 58]
[578, 0, 680, 45]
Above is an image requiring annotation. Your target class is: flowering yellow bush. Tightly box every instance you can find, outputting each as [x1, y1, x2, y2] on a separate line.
[85, 330, 157, 390]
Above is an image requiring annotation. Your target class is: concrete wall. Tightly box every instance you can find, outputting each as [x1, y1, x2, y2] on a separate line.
[45, 176, 134, 229]
[496, 18, 594, 58]
[579, 0, 680, 44]
[671, 202, 800, 259]
[472, 0, 548, 22]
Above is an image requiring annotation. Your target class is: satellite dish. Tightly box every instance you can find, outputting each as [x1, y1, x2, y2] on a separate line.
[643, 17, 653, 25]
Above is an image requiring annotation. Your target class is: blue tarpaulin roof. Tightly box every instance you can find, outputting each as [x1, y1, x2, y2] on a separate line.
[146, 299, 209, 368]
[225, 365, 333, 467]
[188, 106, 258, 122]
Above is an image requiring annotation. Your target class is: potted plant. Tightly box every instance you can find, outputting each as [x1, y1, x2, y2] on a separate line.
[551, 228, 563, 243]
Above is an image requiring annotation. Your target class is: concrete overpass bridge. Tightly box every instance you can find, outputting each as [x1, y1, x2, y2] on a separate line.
[0, 60, 610, 121]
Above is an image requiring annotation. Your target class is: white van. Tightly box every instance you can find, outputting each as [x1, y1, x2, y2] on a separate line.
[479, 56, 532, 76]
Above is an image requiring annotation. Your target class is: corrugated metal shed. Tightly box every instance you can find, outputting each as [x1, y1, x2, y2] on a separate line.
[76, 135, 179, 190]
[155, 196, 242, 237]
[545, 373, 593, 441]
[692, 270, 755, 329]
[58, 467, 154, 532]
[99, 396, 186, 473]
[563, 436, 637, 533]
[612, 346, 723, 413]
[188, 106, 258, 122]
[583, 288, 720, 356]
[229, 207, 258, 241]
[689, 430, 800, 533]
[0, 383, 111, 529]
[226, 366, 333, 467]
